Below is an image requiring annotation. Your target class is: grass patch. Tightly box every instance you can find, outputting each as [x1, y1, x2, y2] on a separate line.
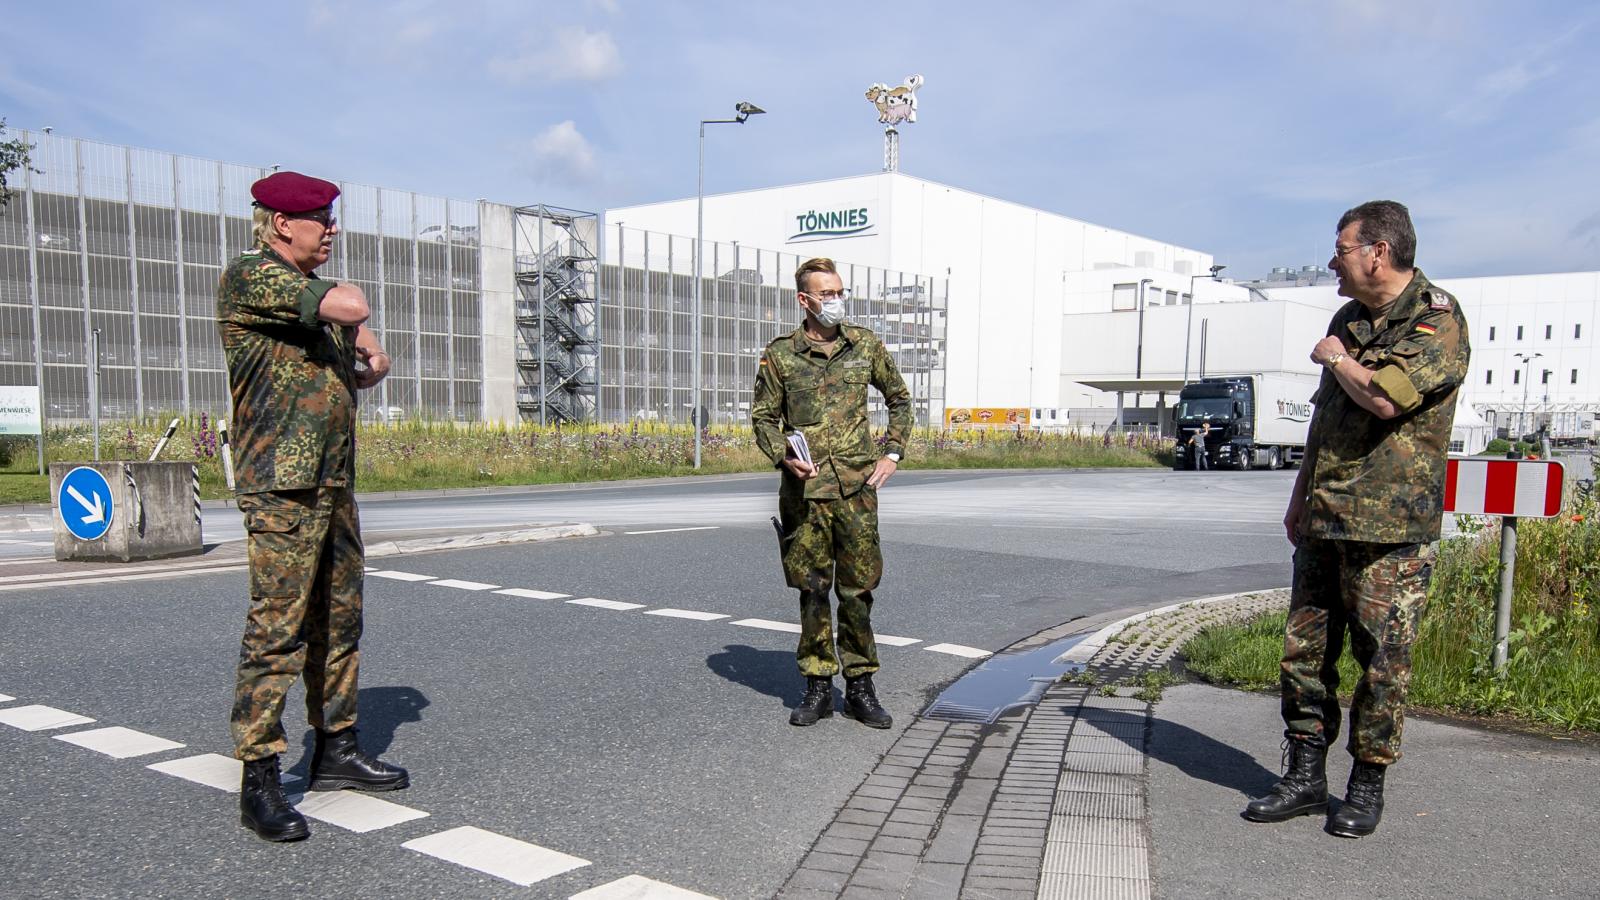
[0, 418, 1169, 504]
[1130, 668, 1180, 702]
[1185, 469, 1600, 733]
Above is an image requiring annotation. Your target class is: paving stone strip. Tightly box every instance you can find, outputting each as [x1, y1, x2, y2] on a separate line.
[778, 589, 1289, 900]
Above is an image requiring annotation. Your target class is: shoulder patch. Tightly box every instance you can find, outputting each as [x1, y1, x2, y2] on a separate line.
[1414, 322, 1438, 335]
[1428, 291, 1452, 311]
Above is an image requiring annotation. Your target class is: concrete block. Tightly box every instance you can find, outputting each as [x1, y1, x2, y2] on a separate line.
[52, 461, 202, 562]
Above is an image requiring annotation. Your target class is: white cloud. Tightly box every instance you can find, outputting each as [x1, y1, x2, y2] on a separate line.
[528, 120, 599, 183]
[490, 26, 622, 83]
[1445, 60, 1559, 124]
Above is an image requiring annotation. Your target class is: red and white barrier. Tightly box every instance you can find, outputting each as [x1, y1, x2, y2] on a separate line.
[1444, 457, 1564, 518]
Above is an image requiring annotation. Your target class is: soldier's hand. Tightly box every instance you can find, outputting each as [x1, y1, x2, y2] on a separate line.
[1283, 496, 1305, 546]
[867, 456, 898, 489]
[782, 457, 818, 480]
[1311, 335, 1346, 367]
[355, 346, 391, 390]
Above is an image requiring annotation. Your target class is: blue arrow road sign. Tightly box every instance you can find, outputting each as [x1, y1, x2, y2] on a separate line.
[59, 466, 113, 541]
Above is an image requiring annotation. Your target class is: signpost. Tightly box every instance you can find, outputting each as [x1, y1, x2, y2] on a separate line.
[1443, 457, 1565, 673]
[0, 385, 44, 474]
[58, 465, 114, 543]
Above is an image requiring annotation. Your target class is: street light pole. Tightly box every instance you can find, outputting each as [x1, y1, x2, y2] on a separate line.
[693, 100, 765, 469]
[1134, 278, 1152, 379]
[1514, 351, 1542, 445]
[1183, 264, 1226, 385]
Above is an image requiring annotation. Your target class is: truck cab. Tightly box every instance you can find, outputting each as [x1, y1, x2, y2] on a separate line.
[1174, 375, 1309, 471]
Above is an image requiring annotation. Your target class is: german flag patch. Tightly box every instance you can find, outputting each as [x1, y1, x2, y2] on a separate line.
[1414, 322, 1438, 336]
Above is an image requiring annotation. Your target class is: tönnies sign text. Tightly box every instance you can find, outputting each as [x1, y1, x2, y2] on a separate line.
[787, 205, 875, 243]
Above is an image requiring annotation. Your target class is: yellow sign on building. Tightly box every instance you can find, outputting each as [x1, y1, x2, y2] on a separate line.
[944, 407, 1030, 428]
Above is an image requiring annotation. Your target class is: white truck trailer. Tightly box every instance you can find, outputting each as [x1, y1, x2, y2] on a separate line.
[1173, 373, 1319, 470]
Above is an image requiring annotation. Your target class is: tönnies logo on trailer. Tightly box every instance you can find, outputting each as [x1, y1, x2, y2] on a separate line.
[788, 206, 874, 242]
[1276, 399, 1313, 422]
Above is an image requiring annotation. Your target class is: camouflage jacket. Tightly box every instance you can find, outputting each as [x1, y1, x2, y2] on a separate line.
[751, 323, 912, 500]
[216, 245, 357, 494]
[1304, 269, 1471, 543]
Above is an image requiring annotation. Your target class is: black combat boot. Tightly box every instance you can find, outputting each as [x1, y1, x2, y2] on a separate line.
[1242, 738, 1328, 823]
[1327, 761, 1386, 838]
[240, 755, 309, 842]
[844, 674, 893, 729]
[309, 727, 409, 792]
[789, 676, 834, 726]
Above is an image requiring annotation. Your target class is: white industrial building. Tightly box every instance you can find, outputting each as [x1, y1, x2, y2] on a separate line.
[608, 172, 1222, 426]
[8, 127, 1594, 441]
[611, 174, 1600, 446]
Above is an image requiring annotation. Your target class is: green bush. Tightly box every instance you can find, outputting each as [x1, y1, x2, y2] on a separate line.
[0, 419, 1169, 503]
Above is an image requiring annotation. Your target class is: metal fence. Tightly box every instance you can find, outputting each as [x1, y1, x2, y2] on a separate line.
[598, 224, 948, 426]
[0, 132, 483, 423]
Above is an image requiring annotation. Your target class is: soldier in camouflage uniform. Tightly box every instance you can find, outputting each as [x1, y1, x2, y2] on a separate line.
[219, 172, 407, 842]
[751, 257, 912, 729]
[1245, 201, 1469, 838]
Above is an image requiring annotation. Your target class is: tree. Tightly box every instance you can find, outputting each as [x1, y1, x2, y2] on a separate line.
[0, 119, 36, 215]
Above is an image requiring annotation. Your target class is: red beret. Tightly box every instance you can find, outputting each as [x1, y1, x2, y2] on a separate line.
[250, 171, 340, 213]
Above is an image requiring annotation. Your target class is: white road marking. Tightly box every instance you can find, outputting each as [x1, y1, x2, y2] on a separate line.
[0, 538, 51, 547]
[730, 618, 802, 634]
[291, 790, 430, 833]
[495, 588, 571, 600]
[571, 875, 717, 899]
[0, 693, 13, 703]
[874, 634, 922, 647]
[53, 726, 184, 758]
[644, 608, 730, 622]
[0, 555, 253, 584]
[429, 578, 500, 591]
[402, 825, 589, 886]
[924, 642, 992, 659]
[0, 566, 247, 591]
[147, 753, 242, 792]
[623, 526, 721, 535]
[0, 704, 96, 731]
[567, 597, 646, 611]
[0, 556, 61, 566]
[367, 570, 436, 582]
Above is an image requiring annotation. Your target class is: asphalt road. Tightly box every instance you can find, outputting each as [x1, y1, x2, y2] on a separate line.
[0, 468, 1298, 898]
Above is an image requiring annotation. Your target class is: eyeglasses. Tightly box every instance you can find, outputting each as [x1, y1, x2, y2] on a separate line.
[1332, 242, 1373, 259]
[804, 289, 851, 301]
[289, 210, 337, 229]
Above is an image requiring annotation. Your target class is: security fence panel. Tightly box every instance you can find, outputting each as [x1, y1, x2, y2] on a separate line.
[0, 131, 493, 424]
[592, 225, 947, 427]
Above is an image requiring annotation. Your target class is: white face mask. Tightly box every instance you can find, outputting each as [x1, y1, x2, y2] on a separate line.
[815, 298, 847, 327]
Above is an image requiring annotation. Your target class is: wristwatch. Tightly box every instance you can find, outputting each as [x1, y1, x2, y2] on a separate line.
[1324, 352, 1347, 370]
[885, 452, 901, 463]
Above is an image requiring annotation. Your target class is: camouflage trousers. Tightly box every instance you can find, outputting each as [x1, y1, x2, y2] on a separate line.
[231, 487, 365, 761]
[1282, 538, 1433, 765]
[779, 485, 883, 679]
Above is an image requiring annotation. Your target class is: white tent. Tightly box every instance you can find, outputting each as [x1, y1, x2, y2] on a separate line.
[1453, 402, 1493, 455]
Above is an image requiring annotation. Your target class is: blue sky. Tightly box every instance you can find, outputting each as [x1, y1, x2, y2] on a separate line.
[4, 0, 1597, 280]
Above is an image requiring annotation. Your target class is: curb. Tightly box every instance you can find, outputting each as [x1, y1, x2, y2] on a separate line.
[0, 524, 603, 588]
[1055, 589, 1282, 666]
[365, 524, 600, 558]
